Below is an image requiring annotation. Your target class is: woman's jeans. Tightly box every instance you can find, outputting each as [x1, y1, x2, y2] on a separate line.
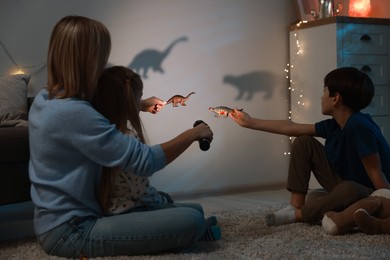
[37, 203, 206, 258]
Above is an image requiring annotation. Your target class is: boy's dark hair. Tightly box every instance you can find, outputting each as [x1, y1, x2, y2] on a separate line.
[324, 67, 374, 112]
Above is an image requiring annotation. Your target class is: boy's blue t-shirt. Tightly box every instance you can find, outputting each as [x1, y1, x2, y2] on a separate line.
[315, 112, 390, 189]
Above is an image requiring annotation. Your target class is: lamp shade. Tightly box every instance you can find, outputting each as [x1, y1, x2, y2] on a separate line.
[349, 0, 371, 17]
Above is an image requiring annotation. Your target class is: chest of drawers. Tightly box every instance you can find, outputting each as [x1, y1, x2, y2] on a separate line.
[289, 17, 390, 142]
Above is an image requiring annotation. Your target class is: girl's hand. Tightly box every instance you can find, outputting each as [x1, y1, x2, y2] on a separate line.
[141, 97, 166, 114]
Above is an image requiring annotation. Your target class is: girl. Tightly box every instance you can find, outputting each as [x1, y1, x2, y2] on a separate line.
[93, 66, 168, 214]
[93, 66, 213, 215]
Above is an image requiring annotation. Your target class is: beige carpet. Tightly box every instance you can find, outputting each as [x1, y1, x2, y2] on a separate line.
[1, 203, 390, 259]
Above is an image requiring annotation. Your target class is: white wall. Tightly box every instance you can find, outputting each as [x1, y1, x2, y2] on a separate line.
[0, 0, 298, 195]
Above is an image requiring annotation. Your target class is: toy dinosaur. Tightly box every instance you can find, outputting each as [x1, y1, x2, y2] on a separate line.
[166, 92, 195, 107]
[208, 106, 242, 118]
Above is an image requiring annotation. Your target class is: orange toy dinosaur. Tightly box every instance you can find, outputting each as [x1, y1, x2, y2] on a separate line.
[166, 92, 195, 107]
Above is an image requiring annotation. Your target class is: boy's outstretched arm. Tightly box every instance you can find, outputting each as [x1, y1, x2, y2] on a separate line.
[229, 108, 316, 137]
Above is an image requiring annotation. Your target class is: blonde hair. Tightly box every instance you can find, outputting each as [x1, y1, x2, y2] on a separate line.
[47, 15, 111, 102]
[92, 66, 146, 213]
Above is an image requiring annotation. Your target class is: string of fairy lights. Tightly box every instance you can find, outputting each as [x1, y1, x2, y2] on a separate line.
[0, 40, 45, 75]
[283, 21, 306, 156]
[288, 21, 306, 115]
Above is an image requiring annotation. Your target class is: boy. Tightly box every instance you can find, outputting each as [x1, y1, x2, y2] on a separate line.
[229, 67, 390, 226]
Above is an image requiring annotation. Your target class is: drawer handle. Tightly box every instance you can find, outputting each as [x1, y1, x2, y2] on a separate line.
[361, 65, 372, 73]
[360, 34, 372, 42]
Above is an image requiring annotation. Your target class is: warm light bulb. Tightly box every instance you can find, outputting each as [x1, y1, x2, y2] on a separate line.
[11, 68, 25, 75]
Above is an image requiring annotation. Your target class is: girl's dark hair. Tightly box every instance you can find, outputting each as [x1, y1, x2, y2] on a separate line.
[92, 66, 145, 213]
[93, 66, 144, 141]
[324, 67, 374, 112]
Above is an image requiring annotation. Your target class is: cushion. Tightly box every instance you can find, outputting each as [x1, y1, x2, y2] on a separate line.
[0, 74, 31, 127]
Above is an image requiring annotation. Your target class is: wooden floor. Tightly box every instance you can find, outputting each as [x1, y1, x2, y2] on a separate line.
[0, 189, 290, 241]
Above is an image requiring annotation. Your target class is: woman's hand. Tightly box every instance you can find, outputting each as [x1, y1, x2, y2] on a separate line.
[192, 122, 213, 142]
[160, 123, 214, 164]
[140, 97, 166, 114]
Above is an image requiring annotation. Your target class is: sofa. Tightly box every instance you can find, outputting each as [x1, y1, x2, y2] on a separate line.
[0, 74, 32, 205]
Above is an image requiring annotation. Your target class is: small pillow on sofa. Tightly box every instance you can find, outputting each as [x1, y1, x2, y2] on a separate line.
[0, 74, 31, 127]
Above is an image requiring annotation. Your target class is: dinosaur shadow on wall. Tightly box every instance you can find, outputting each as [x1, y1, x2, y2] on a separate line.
[223, 71, 277, 100]
[128, 36, 188, 79]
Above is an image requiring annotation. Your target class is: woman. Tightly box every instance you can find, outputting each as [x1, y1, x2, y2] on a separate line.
[29, 15, 215, 258]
